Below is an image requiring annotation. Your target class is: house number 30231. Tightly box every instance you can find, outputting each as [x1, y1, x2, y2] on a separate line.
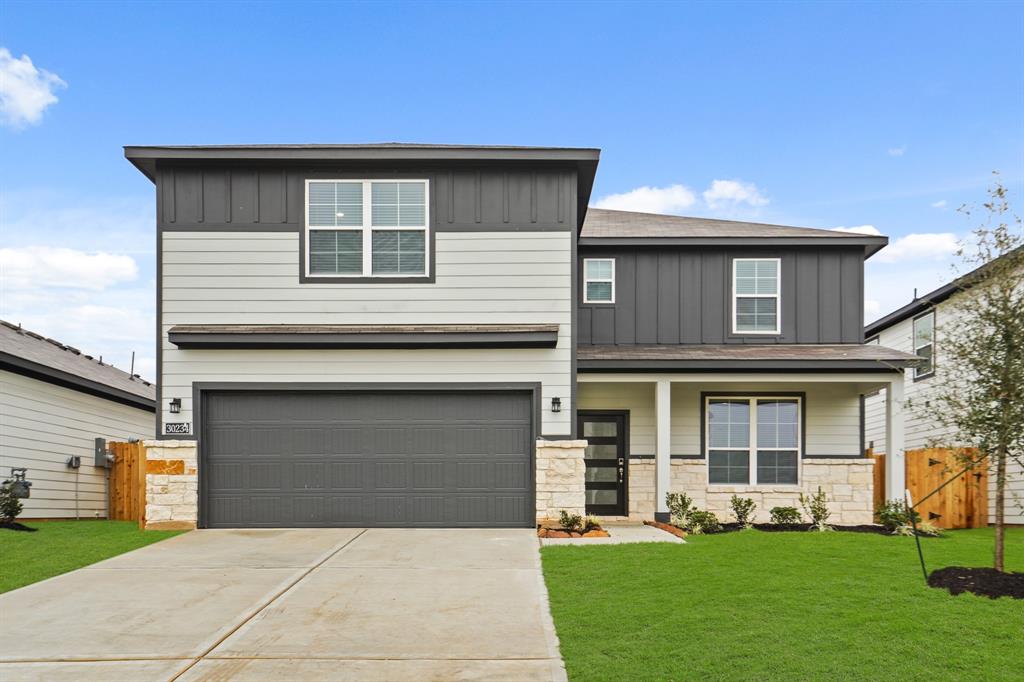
[164, 422, 191, 435]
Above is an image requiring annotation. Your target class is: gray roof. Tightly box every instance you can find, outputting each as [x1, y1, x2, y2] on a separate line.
[0, 320, 155, 409]
[580, 208, 888, 256]
[578, 343, 919, 370]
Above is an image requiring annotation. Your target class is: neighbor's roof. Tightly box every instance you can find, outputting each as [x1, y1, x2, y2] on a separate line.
[580, 208, 888, 257]
[577, 343, 919, 371]
[0, 320, 155, 411]
[865, 246, 1024, 337]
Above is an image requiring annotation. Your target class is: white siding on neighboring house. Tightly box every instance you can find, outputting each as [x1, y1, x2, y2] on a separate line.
[0, 370, 154, 519]
[161, 230, 573, 435]
[864, 296, 1024, 524]
[579, 381, 864, 458]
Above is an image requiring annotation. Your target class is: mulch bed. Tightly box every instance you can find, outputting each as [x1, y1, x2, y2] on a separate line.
[0, 521, 37, 532]
[537, 527, 610, 538]
[647, 520, 907, 537]
[928, 566, 1024, 600]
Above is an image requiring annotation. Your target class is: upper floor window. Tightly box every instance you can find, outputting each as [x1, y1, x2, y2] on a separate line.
[584, 258, 615, 303]
[306, 179, 429, 278]
[913, 311, 935, 379]
[733, 258, 780, 334]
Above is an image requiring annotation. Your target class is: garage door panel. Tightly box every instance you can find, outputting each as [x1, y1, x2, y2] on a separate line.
[202, 390, 533, 528]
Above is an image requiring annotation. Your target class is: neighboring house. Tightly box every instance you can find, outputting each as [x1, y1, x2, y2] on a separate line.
[863, 256, 1024, 525]
[0, 321, 156, 519]
[124, 144, 917, 530]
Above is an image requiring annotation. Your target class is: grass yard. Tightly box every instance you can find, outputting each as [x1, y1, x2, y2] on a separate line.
[542, 528, 1023, 681]
[0, 521, 184, 593]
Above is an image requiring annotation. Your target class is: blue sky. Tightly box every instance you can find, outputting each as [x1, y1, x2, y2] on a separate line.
[2, 0, 1022, 380]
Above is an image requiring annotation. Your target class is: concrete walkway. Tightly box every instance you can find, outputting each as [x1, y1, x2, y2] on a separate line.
[0, 528, 567, 681]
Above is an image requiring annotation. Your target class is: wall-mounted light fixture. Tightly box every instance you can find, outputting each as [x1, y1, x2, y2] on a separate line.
[551, 397, 561, 413]
[169, 398, 182, 414]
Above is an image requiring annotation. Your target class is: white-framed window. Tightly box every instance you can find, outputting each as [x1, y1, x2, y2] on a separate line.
[706, 396, 801, 485]
[305, 179, 429, 278]
[913, 311, 935, 379]
[583, 258, 615, 303]
[732, 258, 781, 334]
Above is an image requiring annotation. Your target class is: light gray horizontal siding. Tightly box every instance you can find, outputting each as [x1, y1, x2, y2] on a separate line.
[161, 231, 572, 435]
[0, 370, 153, 518]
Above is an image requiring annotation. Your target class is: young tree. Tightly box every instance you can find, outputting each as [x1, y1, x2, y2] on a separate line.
[921, 174, 1024, 571]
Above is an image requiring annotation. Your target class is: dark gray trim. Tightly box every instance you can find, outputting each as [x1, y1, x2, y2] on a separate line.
[168, 329, 559, 350]
[193, 381, 542, 530]
[629, 454, 704, 460]
[160, 223, 296, 233]
[803, 455, 873, 459]
[0, 353, 156, 412]
[578, 360, 911, 371]
[699, 391, 808, 465]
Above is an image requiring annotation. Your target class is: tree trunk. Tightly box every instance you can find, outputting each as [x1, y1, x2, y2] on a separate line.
[994, 444, 1006, 572]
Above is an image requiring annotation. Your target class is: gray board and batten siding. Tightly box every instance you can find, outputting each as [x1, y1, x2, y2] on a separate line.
[577, 247, 865, 346]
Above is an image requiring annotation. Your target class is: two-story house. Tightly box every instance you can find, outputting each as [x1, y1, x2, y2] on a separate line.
[125, 144, 917, 530]
[864, 255, 1024, 525]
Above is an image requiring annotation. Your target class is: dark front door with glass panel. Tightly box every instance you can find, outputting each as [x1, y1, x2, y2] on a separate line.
[579, 412, 627, 515]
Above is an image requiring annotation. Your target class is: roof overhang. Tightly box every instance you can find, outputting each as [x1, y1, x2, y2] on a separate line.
[0, 352, 156, 412]
[577, 344, 919, 372]
[168, 324, 560, 350]
[578, 235, 888, 257]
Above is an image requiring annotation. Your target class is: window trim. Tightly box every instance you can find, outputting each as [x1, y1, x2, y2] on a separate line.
[912, 310, 935, 380]
[731, 257, 782, 335]
[703, 393, 803, 487]
[303, 178, 432, 282]
[583, 258, 616, 304]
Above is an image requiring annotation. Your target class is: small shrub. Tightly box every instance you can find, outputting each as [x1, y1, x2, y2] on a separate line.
[665, 492, 694, 526]
[877, 501, 920, 532]
[799, 487, 833, 531]
[729, 495, 757, 527]
[685, 509, 722, 535]
[769, 506, 801, 525]
[583, 514, 602, 532]
[558, 510, 583, 533]
[0, 482, 23, 523]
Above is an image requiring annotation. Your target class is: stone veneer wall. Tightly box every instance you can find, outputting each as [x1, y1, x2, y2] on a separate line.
[143, 440, 199, 530]
[624, 457, 874, 525]
[535, 439, 587, 523]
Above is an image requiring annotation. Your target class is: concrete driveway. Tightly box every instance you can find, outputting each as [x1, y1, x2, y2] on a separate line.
[0, 528, 566, 681]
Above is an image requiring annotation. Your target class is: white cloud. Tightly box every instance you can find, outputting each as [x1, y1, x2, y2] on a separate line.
[874, 232, 959, 264]
[702, 179, 769, 210]
[0, 246, 138, 291]
[931, 199, 947, 209]
[887, 146, 907, 157]
[832, 224, 882, 236]
[864, 299, 881, 319]
[594, 184, 697, 214]
[0, 48, 66, 128]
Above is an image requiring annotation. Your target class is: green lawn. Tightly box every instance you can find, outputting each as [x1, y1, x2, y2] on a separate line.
[0, 521, 185, 593]
[542, 528, 1023, 681]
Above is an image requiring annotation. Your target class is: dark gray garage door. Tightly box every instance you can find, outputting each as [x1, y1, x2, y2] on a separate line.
[201, 390, 534, 528]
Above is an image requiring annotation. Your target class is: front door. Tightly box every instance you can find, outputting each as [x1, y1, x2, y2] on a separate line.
[578, 412, 628, 516]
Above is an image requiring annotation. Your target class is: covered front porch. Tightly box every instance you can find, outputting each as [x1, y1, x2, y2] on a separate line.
[576, 371, 908, 525]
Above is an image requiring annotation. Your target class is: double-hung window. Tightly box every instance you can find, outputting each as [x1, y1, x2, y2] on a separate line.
[306, 179, 429, 278]
[706, 396, 801, 485]
[733, 258, 780, 334]
[913, 311, 935, 379]
[583, 258, 615, 303]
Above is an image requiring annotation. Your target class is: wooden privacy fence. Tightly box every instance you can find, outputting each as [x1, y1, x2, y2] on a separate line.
[108, 441, 146, 526]
[871, 447, 988, 529]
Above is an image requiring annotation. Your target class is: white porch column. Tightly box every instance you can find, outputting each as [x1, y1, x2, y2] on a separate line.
[885, 372, 906, 501]
[655, 379, 672, 521]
